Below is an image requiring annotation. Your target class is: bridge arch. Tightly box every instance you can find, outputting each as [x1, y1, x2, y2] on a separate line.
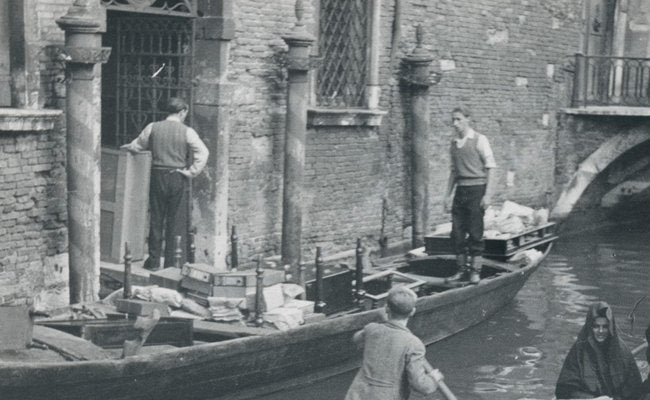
[552, 128, 650, 220]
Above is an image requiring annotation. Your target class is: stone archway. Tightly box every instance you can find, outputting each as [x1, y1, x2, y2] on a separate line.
[552, 128, 650, 220]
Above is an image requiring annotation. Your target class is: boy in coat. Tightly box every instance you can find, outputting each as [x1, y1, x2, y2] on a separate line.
[345, 286, 444, 400]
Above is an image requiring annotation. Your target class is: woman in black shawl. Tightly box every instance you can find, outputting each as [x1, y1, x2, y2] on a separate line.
[555, 301, 642, 400]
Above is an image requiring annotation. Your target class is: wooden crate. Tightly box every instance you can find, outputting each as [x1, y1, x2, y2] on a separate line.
[304, 266, 355, 315]
[100, 148, 151, 263]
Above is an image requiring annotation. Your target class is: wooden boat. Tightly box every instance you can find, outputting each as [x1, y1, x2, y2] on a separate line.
[0, 231, 556, 400]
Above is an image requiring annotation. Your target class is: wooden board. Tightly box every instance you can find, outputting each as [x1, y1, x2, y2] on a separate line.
[32, 325, 111, 361]
[0, 306, 32, 350]
[37, 317, 193, 349]
[100, 148, 151, 263]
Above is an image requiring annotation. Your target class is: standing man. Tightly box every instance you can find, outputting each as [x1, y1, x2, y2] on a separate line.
[122, 97, 209, 271]
[443, 107, 496, 284]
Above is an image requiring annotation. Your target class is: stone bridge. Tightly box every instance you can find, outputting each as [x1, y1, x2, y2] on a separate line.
[552, 109, 650, 221]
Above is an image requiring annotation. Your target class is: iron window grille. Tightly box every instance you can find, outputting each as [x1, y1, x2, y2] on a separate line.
[317, 0, 370, 108]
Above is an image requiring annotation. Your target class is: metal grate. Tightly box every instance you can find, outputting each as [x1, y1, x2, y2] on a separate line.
[317, 0, 369, 108]
[101, 0, 198, 17]
[102, 13, 194, 147]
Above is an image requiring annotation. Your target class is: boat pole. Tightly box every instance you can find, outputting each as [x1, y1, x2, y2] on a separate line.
[174, 235, 183, 269]
[401, 25, 437, 248]
[424, 361, 458, 400]
[254, 255, 265, 327]
[230, 225, 238, 271]
[314, 247, 326, 314]
[123, 242, 132, 299]
[354, 238, 365, 308]
[280, 0, 316, 270]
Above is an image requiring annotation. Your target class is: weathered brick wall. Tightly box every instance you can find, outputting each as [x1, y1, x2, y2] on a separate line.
[0, 0, 71, 307]
[226, 0, 584, 257]
[0, 126, 67, 307]
[19, 0, 587, 274]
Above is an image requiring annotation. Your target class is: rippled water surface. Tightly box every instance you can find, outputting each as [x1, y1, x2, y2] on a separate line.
[260, 224, 650, 400]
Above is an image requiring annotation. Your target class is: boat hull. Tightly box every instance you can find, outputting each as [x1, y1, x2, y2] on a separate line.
[0, 252, 544, 400]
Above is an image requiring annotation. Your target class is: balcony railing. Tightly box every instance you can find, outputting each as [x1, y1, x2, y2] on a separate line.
[572, 54, 650, 108]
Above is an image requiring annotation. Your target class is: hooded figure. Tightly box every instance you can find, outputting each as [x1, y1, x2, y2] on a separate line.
[555, 301, 643, 400]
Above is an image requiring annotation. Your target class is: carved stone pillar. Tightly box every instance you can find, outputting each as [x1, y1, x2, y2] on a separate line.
[56, 0, 110, 303]
[281, 0, 315, 269]
[193, 0, 235, 271]
[402, 26, 437, 248]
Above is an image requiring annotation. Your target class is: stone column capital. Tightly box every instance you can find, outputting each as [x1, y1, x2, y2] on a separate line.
[56, 0, 105, 34]
[401, 25, 439, 88]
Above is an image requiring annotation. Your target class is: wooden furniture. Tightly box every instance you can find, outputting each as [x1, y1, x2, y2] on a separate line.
[100, 148, 151, 263]
[424, 222, 558, 260]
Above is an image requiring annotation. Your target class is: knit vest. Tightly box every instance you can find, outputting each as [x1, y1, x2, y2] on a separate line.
[149, 120, 188, 169]
[451, 135, 487, 186]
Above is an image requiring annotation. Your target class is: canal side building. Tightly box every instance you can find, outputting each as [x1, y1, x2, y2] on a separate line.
[1, 0, 590, 307]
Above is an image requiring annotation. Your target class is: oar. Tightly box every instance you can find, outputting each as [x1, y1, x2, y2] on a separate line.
[424, 361, 459, 400]
[632, 341, 648, 356]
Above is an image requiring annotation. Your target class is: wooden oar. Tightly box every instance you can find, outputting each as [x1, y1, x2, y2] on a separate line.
[424, 361, 459, 400]
[632, 341, 648, 356]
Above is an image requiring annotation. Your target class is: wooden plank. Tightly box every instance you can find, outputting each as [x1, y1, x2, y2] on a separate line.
[32, 325, 112, 361]
[100, 148, 151, 263]
[192, 320, 272, 338]
[0, 306, 32, 350]
[38, 317, 193, 349]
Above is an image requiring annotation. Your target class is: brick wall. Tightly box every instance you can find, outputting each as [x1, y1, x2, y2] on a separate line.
[226, 0, 584, 258]
[0, 126, 67, 307]
[18, 0, 586, 274]
[0, 0, 70, 307]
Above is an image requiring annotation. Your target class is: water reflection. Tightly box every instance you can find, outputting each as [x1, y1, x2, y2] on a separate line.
[259, 224, 650, 400]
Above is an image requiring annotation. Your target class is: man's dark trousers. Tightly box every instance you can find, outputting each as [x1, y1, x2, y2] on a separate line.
[451, 184, 486, 257]
[148, 167, 188, 269]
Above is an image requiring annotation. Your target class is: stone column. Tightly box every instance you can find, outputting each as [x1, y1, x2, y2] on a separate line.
[193, 0, 235, 271]
[9, 0, 41, 108]
[402, 26, 436, 248]
[281, 0, 315, 269]
[366, 0, 382, 108]
[56, 0, 110, 303]
[611, 0, 628, 102]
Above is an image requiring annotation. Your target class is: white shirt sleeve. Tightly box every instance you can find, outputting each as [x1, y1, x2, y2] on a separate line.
[186, 127, 209, 178]
[125, 123, 153, 151]
[477, 134, 497, 169]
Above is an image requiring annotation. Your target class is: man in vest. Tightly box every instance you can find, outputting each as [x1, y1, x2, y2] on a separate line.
[443, 106, 496, 284]
[122, 97, 209, 270]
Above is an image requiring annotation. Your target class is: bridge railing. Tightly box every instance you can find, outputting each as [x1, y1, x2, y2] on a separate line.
[572, 54, 650, 107]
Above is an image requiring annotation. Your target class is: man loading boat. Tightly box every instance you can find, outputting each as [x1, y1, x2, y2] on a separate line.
[444, 106, 496, 284]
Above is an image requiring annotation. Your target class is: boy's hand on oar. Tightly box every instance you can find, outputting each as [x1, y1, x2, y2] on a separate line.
[429, 369, 444, 382]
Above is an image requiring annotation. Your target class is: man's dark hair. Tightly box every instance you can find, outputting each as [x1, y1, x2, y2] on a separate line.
[452, 106, 471, 118]
[167, 97, 189, 114]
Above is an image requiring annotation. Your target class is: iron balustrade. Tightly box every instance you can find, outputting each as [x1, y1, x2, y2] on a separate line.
[572, 54, 650, 107]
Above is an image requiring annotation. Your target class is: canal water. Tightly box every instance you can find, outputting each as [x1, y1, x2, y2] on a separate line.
[260, 222, 650, 400]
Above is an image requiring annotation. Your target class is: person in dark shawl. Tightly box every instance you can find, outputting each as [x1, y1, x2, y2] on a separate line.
[555, 301, 643, 400]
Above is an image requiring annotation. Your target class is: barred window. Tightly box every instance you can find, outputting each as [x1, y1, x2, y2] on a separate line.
[317, 0, 370, 108]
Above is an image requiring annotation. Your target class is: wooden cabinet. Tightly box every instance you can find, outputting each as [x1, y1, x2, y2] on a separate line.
[100, 148, 151, 263]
